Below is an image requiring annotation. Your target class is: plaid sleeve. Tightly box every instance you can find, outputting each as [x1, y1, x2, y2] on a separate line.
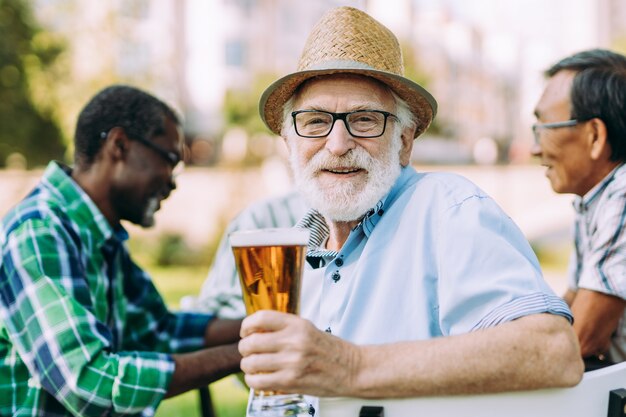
[0, 218, 174, 415]
[578, 191, 626, 299]
[121, 250, 214, 353]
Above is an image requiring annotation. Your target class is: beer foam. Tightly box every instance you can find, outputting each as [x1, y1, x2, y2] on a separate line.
[229, 228, 310, 247]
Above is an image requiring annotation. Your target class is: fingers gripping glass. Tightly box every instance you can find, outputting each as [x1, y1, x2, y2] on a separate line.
[531, 117, 597, 144]
[100, 130, 186, 176]
[292, 109, 398, 138]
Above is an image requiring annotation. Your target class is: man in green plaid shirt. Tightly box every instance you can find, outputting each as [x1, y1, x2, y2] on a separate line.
[0, 86, 242, 416]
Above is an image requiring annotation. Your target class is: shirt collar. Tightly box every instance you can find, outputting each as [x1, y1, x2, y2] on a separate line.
[42, 161, 117, 247]
[296, 165, 417, 252]
[573, 163, 625, 214]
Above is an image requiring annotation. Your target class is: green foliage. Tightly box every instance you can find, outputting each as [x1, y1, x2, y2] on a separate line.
[154, 233, 197, 267]
[613, 36, 626, 56]
[530, 240, 570, 270]
[401, 43, 445, 136]
[0, 0, 67, 168]
[128, 232, 214, 268]
[222, 72, 279, 135]
[148, 268, 249, 417]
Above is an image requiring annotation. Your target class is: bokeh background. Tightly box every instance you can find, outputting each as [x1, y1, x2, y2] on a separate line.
[2, 0, 626, 415]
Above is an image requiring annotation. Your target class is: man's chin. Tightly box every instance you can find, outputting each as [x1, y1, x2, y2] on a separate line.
[139, 216, 156, 228]
[310, 191, 371, 222]
[323, 210, 366, 223]
[138, 198, 160, 228]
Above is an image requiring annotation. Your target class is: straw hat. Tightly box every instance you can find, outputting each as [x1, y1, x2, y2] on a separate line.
[259, 6, 437, 139]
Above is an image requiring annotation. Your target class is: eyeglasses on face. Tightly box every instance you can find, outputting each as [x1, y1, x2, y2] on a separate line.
[531, 117, 598, 144]
[100, 130, 185, 176]
[291, 109, 398, 138]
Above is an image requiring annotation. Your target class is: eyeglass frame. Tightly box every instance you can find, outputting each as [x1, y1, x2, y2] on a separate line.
[531, 117, 598, 144]
[100, 130, 184, 169]
[291, 109, 399, 139]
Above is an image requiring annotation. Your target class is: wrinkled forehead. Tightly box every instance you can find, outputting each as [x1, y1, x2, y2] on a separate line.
[535, 70, 576, 119]
[292, 74, 395, 110]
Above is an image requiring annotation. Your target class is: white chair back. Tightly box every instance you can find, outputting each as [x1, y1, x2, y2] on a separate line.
[319, 362, 626, 417]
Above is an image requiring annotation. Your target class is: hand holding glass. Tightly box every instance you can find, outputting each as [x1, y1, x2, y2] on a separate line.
[230, 228, 310, 417]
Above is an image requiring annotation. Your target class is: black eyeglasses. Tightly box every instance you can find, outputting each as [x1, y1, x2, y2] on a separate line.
[100, 130, 185, 176]
[291, 109, 398, 138]
[531, 117, 597, 144]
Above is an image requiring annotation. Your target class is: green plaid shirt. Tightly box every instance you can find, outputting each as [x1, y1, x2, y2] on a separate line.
[0, 162, 212, 416]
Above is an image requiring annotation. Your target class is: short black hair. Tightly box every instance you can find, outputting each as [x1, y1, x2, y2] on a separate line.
[74, 85, 180, 166]
[546, 49, 626, 162]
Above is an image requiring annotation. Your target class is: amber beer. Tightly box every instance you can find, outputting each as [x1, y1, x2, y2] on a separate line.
[231, 228, 310, 416]
[230, 228, 309, 315]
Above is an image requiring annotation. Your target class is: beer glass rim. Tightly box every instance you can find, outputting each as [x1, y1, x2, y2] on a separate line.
[229, 227, 310, 247]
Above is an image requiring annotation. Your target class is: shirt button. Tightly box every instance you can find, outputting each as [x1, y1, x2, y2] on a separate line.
[331, 272, 341, 282]
[335, 258, 343, 267]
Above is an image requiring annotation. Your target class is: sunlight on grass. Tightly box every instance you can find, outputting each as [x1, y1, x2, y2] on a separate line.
[149, 265, 249, 416]
[156, 376, 248, 417]
[149, 265, 208, 309]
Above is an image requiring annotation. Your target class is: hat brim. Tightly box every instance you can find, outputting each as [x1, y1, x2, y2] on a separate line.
[259, 67, 438, 139]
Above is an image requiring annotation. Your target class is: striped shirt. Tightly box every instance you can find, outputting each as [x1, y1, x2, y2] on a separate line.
[0, 162, 212, 417]
[567, 163, 626, 362]
[190, 192, 308, 318]
[297, 165, 572, 344]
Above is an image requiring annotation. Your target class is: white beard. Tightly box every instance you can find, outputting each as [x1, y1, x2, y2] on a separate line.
[289, 131, 403, 222]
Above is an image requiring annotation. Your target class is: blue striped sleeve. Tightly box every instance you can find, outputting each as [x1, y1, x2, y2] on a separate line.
[472, 293, 573, 331]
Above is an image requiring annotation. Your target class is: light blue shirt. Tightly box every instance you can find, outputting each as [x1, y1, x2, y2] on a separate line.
[297, 166, 572, 344]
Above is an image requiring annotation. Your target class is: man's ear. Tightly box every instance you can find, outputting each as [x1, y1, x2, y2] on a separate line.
[588, 118, 611, 161]
[101, 127, 130, 163]
[399, 126, 416, 166]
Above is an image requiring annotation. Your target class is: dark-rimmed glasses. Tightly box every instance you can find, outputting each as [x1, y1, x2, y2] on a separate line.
[291, 109, 398, 138]
[531, 117, 597, 144]
[100, 130, 185, 176]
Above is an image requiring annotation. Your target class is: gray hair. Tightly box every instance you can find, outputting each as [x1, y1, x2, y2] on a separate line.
[546, 49, 626, 162]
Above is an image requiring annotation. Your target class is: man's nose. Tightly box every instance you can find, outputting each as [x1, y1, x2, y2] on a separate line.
[530, 141, 542, 158]
[324, 119, 356, 156]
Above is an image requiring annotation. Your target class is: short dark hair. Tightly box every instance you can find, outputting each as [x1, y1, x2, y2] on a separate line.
[546, 49, 626, 162]
[74, 85, 180, 166]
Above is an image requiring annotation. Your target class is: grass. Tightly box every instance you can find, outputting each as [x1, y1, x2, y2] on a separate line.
[155, 377, 248, 417]
[148, 264, 249, 417]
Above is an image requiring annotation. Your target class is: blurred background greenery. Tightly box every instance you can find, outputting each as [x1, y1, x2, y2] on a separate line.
[147, 261, 248, 417]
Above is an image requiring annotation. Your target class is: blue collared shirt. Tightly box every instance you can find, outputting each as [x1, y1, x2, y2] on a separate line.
[297, 166, 571, 343]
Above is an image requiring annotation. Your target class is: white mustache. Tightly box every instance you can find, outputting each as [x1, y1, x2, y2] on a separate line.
[305, 148, 373, 176]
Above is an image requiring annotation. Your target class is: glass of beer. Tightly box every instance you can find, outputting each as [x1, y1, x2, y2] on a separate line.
[230, 227, 310, 417]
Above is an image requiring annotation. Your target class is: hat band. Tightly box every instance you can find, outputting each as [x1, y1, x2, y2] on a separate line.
[304, 59, 385, 72]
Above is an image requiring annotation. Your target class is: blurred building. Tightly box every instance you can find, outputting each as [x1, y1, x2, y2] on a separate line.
[33, 0, 626, 165]
[373, 0, 626, 163]
[34, 0, 363, 154]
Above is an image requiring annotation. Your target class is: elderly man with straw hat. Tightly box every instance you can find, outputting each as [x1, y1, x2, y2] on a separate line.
[238, 6, 583, 403]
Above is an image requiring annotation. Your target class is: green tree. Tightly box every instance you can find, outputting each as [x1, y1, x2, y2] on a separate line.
[0, 0, 67, 168]
[222, 72, 278, 135]
[401, 43, 445, 136]
[613, 36, 626, 56]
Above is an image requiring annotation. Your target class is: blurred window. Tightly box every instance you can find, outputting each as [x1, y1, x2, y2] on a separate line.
[225, 40, 246, 67]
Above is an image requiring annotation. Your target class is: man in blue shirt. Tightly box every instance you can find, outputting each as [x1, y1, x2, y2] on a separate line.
[531, 49, 626, 370]
[237, 6, 583, 402]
